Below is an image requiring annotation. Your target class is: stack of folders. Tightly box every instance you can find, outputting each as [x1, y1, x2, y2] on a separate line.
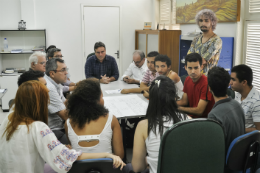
[11, 49, 23, 53]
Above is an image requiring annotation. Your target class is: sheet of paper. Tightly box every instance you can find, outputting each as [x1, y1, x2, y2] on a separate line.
[105, 89, 122, 94]
[104, 94, 148, 118]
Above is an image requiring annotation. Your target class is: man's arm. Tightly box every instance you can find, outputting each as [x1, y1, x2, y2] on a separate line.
[121, 82, 149, 94]
[177, 93, 188, 106]
[121, 63, 133, 80]
[124, 78, 140, 84]
[246, 122, 260, 133]
[178, 99, 208, 116]
[108, 77, 116, 82]
[246, 101, 260, 133]
[57, 109, 68, 121]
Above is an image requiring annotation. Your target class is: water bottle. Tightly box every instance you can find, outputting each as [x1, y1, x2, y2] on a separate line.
[3, 38, 8, 52]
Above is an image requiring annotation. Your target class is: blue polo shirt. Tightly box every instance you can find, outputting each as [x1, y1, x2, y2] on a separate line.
[85, 54, 119, 80]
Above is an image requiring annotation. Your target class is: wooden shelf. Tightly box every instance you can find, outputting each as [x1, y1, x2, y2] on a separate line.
[135, 30, 181, 73]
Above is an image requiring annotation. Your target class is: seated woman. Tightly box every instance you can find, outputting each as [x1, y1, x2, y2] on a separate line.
[0, 81, 125, 173]
[130, 76, 188, 173]
[65, 78, 124, 159]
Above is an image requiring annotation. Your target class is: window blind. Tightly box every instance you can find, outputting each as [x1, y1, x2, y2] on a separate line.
[245, 23, 260, 90]
[160, 0, 171, 24]
[249, 0, 260, 13]
[159, 0, 180, 30]
[171, 0, 180, 29]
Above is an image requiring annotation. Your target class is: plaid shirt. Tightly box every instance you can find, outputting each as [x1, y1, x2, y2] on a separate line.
[85, 54, 119, 80]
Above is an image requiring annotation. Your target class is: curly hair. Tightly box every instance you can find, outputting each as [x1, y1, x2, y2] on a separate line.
[66, 78, 109, 129]
[195, 9, 218, 31]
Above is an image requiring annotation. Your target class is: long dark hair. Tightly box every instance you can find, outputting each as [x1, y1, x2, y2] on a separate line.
[146, 76, 185, 138]
[67, 78, 109, 129]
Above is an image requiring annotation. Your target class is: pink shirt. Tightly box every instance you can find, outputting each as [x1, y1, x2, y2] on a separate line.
[141, 69, 159, 86]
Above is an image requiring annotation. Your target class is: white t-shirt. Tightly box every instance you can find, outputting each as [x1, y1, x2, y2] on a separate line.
[0, 113, 82, 173]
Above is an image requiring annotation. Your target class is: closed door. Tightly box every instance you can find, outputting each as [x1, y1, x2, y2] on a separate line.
[83, 6, 120, 71]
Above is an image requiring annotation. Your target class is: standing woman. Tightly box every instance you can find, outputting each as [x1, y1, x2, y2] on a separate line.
[0, 81, 125, 173]
[130, 76, 188, 173]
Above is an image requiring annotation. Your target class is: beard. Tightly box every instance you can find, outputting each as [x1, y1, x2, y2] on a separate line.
[200, 26, 209, 33]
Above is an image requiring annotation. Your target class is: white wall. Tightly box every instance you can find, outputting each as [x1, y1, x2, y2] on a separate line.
[181, 23, 238, 62]
[0, 0, 154, 82]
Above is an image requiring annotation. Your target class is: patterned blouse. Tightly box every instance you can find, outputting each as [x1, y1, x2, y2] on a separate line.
[0, 113, 82, 173]
[187, 34, 222, 75]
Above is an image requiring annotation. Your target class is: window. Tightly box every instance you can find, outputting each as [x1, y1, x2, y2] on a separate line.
[244, 0, 260, 90]
[159, 0, 180, 30]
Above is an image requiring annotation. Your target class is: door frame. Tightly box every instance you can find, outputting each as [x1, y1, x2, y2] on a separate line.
[80, 4, 123, 77]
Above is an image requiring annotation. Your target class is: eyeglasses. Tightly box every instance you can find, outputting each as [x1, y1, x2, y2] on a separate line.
[39, 61, 46, 65]
[133, 60, 142, 65]
[53, 55, 64, 58]
[53, 67, 68, 73]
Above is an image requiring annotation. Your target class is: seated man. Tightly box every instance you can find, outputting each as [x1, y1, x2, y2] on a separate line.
[230, 64, 260, 133]
[47, 48, 76, 93]
[177, 53, 215, 118]
[121, 51, 159, 94]
[85, 42, 119, 84]
[28, 51, 47, 72]
[121, 52, 183, 99]
[44, 58, 69, 144]
[121, 50, 147, 84]
[207, 66, 245, 155]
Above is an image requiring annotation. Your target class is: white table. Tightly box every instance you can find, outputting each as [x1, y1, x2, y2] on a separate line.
[100, 80, 148, 161]
[100, 80, 149, 119]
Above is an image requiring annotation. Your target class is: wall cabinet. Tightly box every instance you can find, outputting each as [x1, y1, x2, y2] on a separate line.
[135, 30, 181, 73]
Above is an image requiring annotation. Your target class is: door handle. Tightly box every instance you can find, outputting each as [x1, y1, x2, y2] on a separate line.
[115, 50, 119, 59]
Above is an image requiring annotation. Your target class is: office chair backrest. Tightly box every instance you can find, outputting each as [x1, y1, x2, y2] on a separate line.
[68, 158, 122, 173]
[86, 52, 95, 61]
[157, 119, 225, 173]
[226, 130, 260, 173]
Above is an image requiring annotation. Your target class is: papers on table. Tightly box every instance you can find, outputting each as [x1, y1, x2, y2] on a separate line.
[105, 89, 122, 94]
[104, 94, 148, 118]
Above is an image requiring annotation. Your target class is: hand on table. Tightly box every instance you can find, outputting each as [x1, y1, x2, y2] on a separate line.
[123, 76, 138, 84]
[100, 74, 110, 84]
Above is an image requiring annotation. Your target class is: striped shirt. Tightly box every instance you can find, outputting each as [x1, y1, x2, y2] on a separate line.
[44, 75, 66, 131]
[141, 69, 159, 86]
[235, 86, 260, 128]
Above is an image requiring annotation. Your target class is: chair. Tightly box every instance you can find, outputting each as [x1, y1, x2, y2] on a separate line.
[226, 130, 260, 173]
[68, 158, 122, 173]
[227, 88, 235, 99]
[157, 118, 226, 173]
[180, 74, 188, 84]
[86, 52, 95, 61]
[8, 99, 14, 109]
